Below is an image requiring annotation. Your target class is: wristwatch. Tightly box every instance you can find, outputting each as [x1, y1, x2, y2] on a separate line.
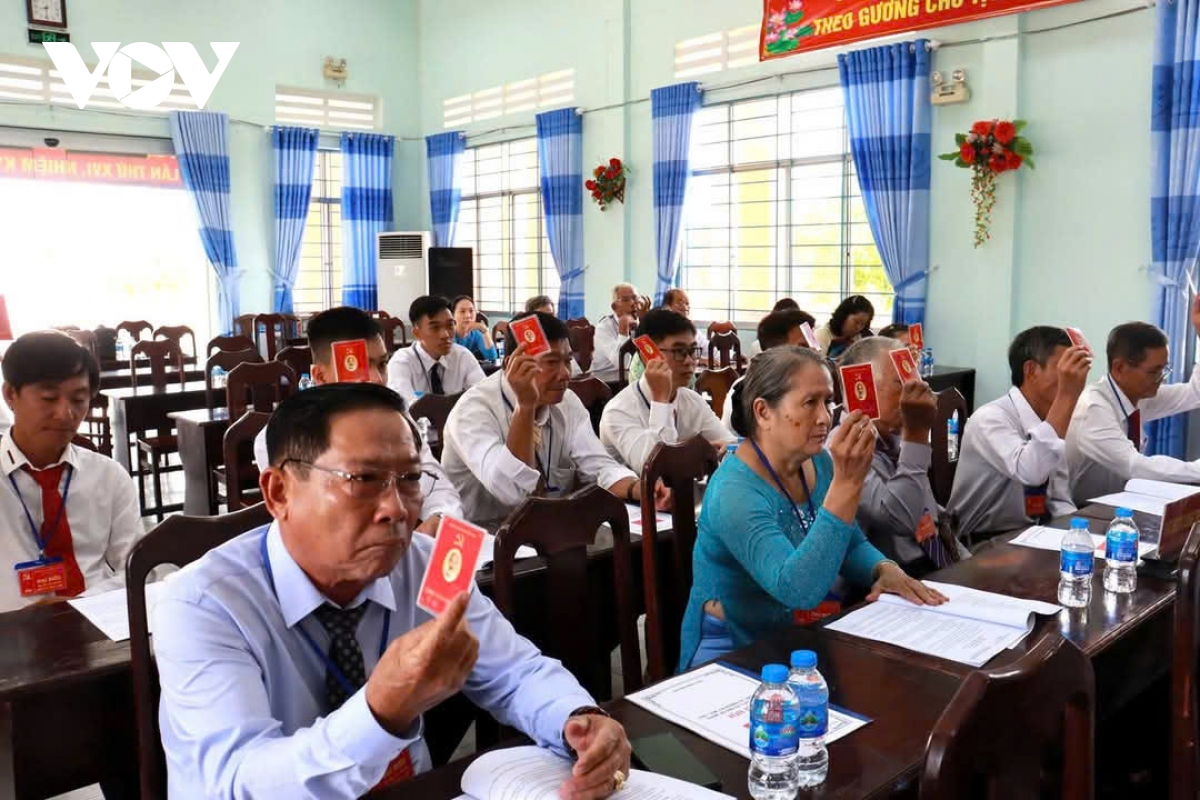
[563, 706, 612, 760]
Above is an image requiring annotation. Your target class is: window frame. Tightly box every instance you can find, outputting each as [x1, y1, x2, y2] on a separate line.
[293, 149, 343, 314]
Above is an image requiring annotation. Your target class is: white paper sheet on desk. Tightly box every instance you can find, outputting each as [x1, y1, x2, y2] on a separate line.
[1086, 492, 1169, 516]
[626, 662, 869, 759]
[68, 582, 165, 642]
[1011, 526, 1157, 559]
[476, 533, 537, 568]
[626, 504, 672, 534]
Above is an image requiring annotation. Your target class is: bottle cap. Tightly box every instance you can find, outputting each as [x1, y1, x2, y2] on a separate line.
[1070, 517, 1089, 529]
[301, 373, 310, 380]
[1115, 507, 1133, 518]
[790, 650, 817, 669]
[761, 664, 788, 683]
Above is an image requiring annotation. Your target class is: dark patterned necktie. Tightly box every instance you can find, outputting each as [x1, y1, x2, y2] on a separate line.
[312, 603, 368, 711]
[430, 362, 444, 395]
[1127, 408, 1142, 451]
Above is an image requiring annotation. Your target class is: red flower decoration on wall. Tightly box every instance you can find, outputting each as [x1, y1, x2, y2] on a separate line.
[939, 119, 1035, 248]
[589, 157, 627, 211]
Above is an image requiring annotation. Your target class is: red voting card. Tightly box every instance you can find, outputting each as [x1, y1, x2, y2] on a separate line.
[890, 348, 920, 383]
[417, 516, 486, 615]
[633, 335, 663, 362]
[331, 339, 370, 382]
[839, 363, 881, 420]
[510, 316, 550, 357]
[908, 323, 925, 350]
[1065, 326, 1091, 353]
[799, 321, 821, 351]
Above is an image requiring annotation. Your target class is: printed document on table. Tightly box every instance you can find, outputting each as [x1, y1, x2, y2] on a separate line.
[626, 504, 673, 534]
[1089, 478, 1200, 516]
[625, 661, 870, 759]
[1011, 526, 1157, 559]
[476, 533, 537, 569]
[68, 582, 165, 642]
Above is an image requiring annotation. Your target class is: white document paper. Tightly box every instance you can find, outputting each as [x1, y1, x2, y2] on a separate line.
[625, 662, 869, 759]
[1089, 478, 1200, 516]
[1010, 525, 1157, 560]
[476, 533, 537, 569]
[68, 582, 164, 642]
[825, 581, 1061, 667]
[627, 504, 673, 535]
[456, 745, 733, 800]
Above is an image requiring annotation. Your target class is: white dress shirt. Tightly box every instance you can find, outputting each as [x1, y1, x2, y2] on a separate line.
[591, 314, 628, 383]
[949, 387, 1075, 538]
[0, 402, 11, 434]
[599, 377, 734, 474]
[442, 372, 636, 524]
[154, 521, 594, 798]
[0, 430, 144, 612]
[253, 411, 463, 521]
[386, 342, 485, 408]
[1067, 371, 1200, 504]
[721, 375, 744, 432]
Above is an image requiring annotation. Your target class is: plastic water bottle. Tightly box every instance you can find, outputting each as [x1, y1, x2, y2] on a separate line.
[1058, 517, 1095, 608]
[947, 414, 960, 461]
[211, 366, 227, 390]
[920, 348, 935, 377]
[298, 373, 314, 391]
[116, 330, 131, 362]
[496, 336, 506, 363]
[1103, 507, 1139, 594]
[787, 650, 829, 788]
[748, 664, 800, 800]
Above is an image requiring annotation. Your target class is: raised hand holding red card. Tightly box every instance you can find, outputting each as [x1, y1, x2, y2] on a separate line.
[799, 321, 821, 351]
[1065, 326, 1091, 353]
[417, 517, 486, 615]
[889, 348, 920, 383]
[633, 335, 663, 362]
[839, 363, 881, 420]
[509, 316, 550, 357]
[331, 339, 369, 382]
[908, 323, 925, 350]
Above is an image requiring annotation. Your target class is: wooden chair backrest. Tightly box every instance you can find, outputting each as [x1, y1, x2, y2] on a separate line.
[475, 311, 489, 326]
[129, 339, 185, 390]
[225, 361, 295, 419]
[694, 367, 738, 418]
[706, 320, 737, 337]
[204, 349, 262, 410]
[568, 324, 596, 374]
[154, 325, 197, 360]
[117, 319, 153, 341]
[491, 320, 509, 351]
[206, 335, 257, 357]
[566, 316, 591, 329]
[126, 503, 273, 800]
[930, 388, 968, 507]
[274, 346, 313, 382]
[409, 392, 463, 460]
[379, 317, 408, 353]
[366, 310, 392, 320]
[921, 632, 1094, 800]
[233, 314, 256, 340]
[1171, 522, 1200, 800]
[567, 375, 612, 434]
[707, 331, 742, 371]
[222, 411, 270, 511]
[617, 338, 639, 387]
[253, 313, 299, 359]
[640, 436, 719, 681]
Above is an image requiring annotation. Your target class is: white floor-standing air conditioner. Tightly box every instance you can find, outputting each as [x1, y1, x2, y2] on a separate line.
[375, 231, 430, 318]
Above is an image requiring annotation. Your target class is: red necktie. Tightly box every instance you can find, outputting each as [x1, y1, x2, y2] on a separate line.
[1127, 409, 1142, 451]
[24, 464, 85, 597]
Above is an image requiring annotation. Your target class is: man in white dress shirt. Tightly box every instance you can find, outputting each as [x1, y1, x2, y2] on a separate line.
[386, 295, 484, 407]
[254, 306, 462, 533]
[950, 326, 1092, 540]
[600, 309, 733, 474]
[592, 283, 647, 383]
[1067, 301, 1200, 503]
[661, 288, 707, 353]
[442, 312, 668, 524]
[0, 331, 143, 612]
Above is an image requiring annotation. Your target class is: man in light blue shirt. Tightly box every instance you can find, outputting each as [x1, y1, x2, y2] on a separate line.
[154, 382, 632, 799]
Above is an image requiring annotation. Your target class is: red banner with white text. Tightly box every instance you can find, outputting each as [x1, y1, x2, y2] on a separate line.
[0, 148, 182, 188]
[760, 0, 1084, 59]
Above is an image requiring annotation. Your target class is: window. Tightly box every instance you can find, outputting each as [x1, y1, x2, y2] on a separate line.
[455, 138, 557, 313]
[275, 86, 382, 131]
[443, 69, 575, 128]
[0, 52, 199, 115]
[680, 87, 892, 326]
[293, 151, 343, 314]
[674, 25, 760, 79]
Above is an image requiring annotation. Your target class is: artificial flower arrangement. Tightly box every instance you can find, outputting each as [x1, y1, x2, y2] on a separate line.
[586, 158, 626, 211]
[939, 119, 1034, 248]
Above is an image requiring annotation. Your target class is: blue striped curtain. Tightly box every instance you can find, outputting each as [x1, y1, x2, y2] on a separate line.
[169, 111, 240, 333]
[651, 83, 702, 305]
[1147, 0, 1200, 458]
[340, 132, 395, 311]
[426, 131, 465, 248]
[271, 126, 319, 313]
[536, 109, 585, 319]
[838, 40, 932, 324]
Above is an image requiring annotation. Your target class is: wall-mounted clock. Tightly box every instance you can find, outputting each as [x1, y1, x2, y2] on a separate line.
[27, 0, 67, 29]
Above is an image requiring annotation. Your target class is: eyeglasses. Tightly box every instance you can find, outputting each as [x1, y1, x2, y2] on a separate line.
[280, 459, 436, 500]
[1145, 364, 1173, 384]
[663, 346, 703, 363]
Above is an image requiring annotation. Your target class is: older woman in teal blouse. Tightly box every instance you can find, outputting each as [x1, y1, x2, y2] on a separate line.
[679, 346, 944, 671]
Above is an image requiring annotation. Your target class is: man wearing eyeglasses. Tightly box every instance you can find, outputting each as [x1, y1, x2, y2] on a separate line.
[155, 383, 632, 799]
[600, 310, 734, 474]
[1067, 301, 1200, 504]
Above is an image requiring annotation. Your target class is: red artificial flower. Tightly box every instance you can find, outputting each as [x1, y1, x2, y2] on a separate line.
[593, 166, 605, 178]
[989, 154, 1007, 173]
[994, 121, 1017, 145]
[605, 168, 615, 180]
[585, 179, 596, 190]
[971, 120, 994, 137]
[959, 143, 975, 164]
[609, 157, 622, 169]
[1005, 151, 1023, 170]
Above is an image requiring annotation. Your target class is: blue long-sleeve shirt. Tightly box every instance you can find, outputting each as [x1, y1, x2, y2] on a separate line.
[455, 328, 497, 360]
[154, 522, 593, 798]
[679, 450, 885, 671]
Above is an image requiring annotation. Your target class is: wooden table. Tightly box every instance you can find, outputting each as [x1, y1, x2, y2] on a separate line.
[925, 365, 977, 414]
[170, 407, 231, 515]
[99, 366, 204, 391]
[102, 381, 210, 472]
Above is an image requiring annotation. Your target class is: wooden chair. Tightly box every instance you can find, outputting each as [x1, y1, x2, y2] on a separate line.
[204, 349, 261, 411]
[640, 436, 719, 682]
[409, 392, 463, 461]
[566, 317, 591, 329]
[233, 314, 256, 340]
[694, 367, 738, 418]
[921, 632, 1094, 800]
[71, 433, 97, 452]
[154, 325, 198, 361]
[275, 346, 313, 383]
[617, 338, 639, 387]
[129, 340, 186, 390]
[475, 311, 489, 327]
[1171, 522, 1200, 800]
[567, 323, 596, 374]
[253, 313, 298, 360]
[126, 502, 273, 800]
[930, 388, 968, 507]
[706, 320, 737, 337]
[206, 334, 257, 357]
[491, 321, 509, 351]
[567, 375, 612, 435]
[226, 361, 295, 420]
[117, 319, 153, 342]
[129, 340, 188, 520]
[379, 317, 408, 353]
[220, 411, 269, 511]
[707, 330, 743, 371]
[366, 310, 392, 320]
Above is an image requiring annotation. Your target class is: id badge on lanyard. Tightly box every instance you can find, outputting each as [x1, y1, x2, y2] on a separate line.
[1024, 483, 1049, 520]
[10, 469, 73, 597]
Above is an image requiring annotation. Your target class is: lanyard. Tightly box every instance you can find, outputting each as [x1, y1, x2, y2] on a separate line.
[501, 388, 559, 491]
[1106, 375, 1134, 421]
[748, 437, 815, 529]
[8, 466, 73, 557]
[259, 533, 390, 700]
[636, 384, 677, 427]
[410, 346, 444, 395]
